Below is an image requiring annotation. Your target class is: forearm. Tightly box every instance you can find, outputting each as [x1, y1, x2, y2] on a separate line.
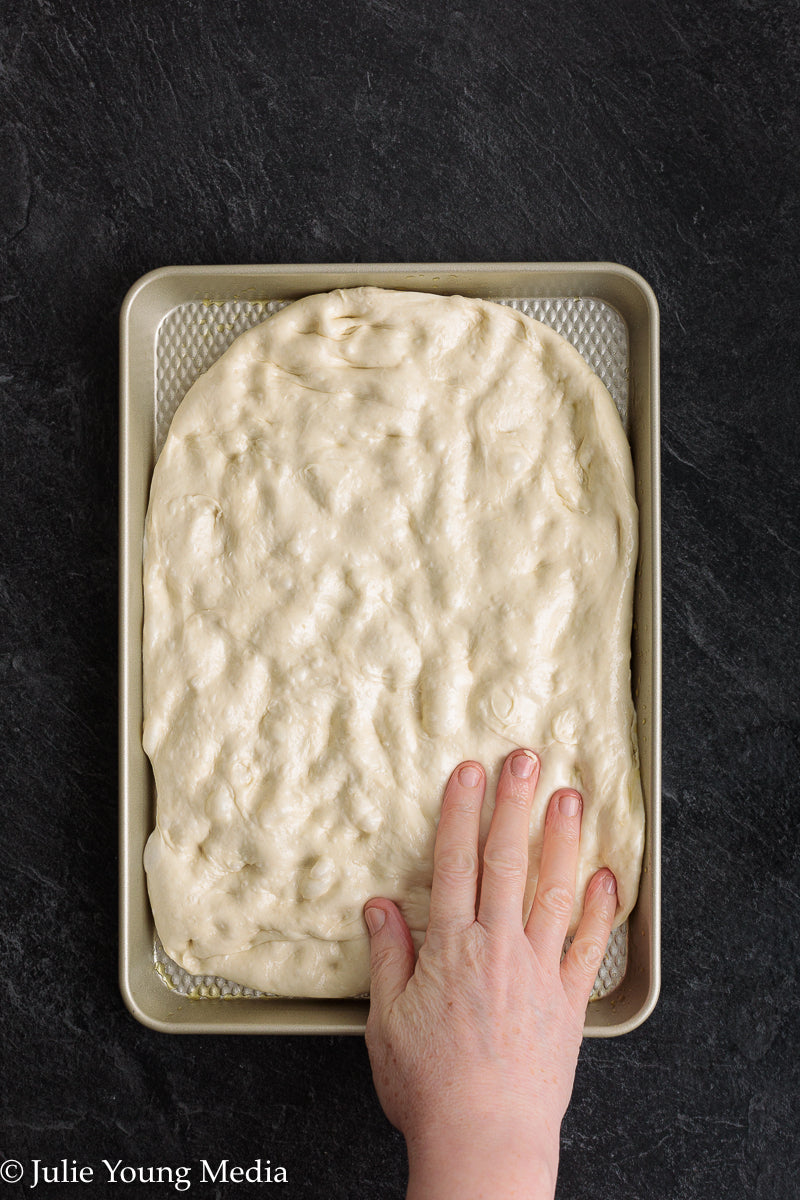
[405, 1125, 559, 1200]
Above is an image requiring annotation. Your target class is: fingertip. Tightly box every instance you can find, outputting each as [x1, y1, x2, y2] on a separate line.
[364, 903, 387, 936]
[601, 869, 618, 897]
[558, 789, 582, 818]
[590, 868, 618, 900]
[583, 869, 619, 928]
[364, 898, 413, 946]
[507, 748, 540, 781]
[456, 760, 484, 789]
[547, 788, 582, 820]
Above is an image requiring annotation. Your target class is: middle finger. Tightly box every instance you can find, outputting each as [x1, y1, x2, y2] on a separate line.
[477, 749, 539, 930]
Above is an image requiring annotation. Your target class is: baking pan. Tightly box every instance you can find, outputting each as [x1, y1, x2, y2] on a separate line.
[120, 263, 660, 1035]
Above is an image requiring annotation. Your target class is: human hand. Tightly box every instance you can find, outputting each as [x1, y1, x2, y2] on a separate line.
[363, 749, 618, 1200]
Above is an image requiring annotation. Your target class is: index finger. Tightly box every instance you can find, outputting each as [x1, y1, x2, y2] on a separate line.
[427, 761, 486, 936]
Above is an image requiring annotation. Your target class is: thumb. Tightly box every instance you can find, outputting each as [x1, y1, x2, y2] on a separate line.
[364, 899, 416, 1013]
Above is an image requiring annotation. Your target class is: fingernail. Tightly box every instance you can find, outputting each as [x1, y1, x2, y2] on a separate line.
[559, 791, 582, 817]
[510, 751, 536, 779]
[458, 764, 482, 787]
[603, 872, 617, 895]
[364, 906, 386, 935]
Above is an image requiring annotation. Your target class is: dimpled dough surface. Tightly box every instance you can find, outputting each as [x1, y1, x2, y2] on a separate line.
[143, 287, 645, 999]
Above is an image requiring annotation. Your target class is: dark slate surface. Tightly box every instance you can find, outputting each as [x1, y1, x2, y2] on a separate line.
[1, 1, 798, 1197]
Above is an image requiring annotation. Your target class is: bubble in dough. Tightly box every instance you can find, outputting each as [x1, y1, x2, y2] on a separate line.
[143, 287, 645, 998]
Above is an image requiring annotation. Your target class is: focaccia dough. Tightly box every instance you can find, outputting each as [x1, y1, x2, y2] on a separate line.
[143, 287, 644, 998]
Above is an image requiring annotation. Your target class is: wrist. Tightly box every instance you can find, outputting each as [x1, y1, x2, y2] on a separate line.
[405, 1119, 559, 1200]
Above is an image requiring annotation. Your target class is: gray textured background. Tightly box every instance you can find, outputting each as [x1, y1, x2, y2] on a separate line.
[1, 1, 798, 1197]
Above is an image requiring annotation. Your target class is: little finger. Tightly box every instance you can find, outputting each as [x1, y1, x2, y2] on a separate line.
[560, 869, 618, 1011]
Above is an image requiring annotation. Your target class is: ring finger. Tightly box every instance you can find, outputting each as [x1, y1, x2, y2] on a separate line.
[524, 788, 583, 962]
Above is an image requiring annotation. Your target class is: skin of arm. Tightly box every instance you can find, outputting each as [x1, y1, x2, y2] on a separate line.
[363, 748, 618, 1200]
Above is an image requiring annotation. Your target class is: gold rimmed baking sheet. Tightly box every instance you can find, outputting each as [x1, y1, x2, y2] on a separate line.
[119, 263, 660, 1035]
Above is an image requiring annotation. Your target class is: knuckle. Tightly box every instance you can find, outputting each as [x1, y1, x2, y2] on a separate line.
[556, 820, 581, 847]
[426, 914, 471, 939]
[370, 944, 402, 976]
[442, 794, 482, 816]
[434, 845, 479, 882]
[569, 934, 605, 978]
[483, 844, 529, 878]
[498, 789, 533, 812]
[536, 881, 575, 922]
[547, 808, 581, 843]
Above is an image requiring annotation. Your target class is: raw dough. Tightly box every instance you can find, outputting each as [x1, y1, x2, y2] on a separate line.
[143, 287, 644, 998]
